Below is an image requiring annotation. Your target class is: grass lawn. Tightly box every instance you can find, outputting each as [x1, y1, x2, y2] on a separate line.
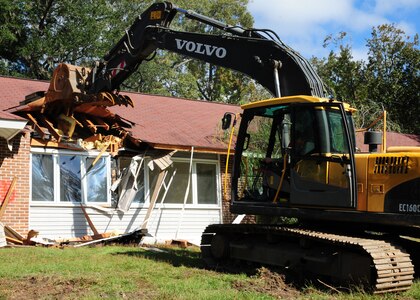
[0, 245, 419, 299]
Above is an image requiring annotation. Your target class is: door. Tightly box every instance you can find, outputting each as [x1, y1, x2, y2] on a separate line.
[289, 103, 357, 208]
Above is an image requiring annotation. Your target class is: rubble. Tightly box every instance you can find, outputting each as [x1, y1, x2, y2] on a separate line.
[1, 224, 148, 248]
[8, 85, 134, 154]
[1, 196, 148, 248]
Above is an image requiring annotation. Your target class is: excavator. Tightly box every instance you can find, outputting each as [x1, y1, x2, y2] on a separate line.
[40, 1, 419, 293]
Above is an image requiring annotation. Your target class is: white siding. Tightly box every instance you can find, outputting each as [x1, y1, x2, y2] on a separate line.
[29, 204, 221, 245]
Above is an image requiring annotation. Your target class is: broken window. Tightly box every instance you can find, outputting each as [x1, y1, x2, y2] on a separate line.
[31, 154, 54, 201]
[117, 157, 146, 204]
[31, 151, 111, 204]
[59, 155, 81, 202]
[86, 157, 108, 203]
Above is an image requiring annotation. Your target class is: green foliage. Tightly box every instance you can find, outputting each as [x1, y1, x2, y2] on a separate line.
[311, 33, 368, 106]
[312, 25, 419, 134]
[365, 24, 419, 134]
[0, 0, 262, 104]
[0, 0, 143, 79]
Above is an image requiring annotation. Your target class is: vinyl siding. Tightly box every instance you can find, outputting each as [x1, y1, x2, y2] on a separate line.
[29, 204, 221, 245]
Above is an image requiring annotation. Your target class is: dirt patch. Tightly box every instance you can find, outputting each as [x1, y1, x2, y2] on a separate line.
[0, 276, 95, 299]
[232, 267, 300, 299]
[97, 279, 159, 299]
[0, 275, 159, 300]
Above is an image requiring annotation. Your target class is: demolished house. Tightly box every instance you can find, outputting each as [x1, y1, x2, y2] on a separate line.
[0, 76, 241, 245]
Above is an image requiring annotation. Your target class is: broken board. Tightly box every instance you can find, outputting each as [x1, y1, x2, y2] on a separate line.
[0, 222, 6, 247]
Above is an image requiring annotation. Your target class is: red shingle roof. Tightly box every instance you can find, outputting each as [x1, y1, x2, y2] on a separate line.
[0, 76, 49, 111]
[110, 93, 240, 151]
[356, 131, 420, 151]
[0, 110, 26, 121]
[0, 76, 240, 151]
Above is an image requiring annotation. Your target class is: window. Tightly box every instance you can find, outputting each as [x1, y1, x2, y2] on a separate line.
[31, 151, 110, 204]
[196, 163, 218, 204]
[118, 157, 146, 204]
[59, 155, 81, 202]
[327, 110, 350, 154]
[86, 157, 108, 202]
[31, 154, 54, 202]
[157, 159, 219, 206]
[31, 151, 220, 207]
[293, 108, 316, 156]
[117, 156, 219, 206]
[163, 162, 193, 204]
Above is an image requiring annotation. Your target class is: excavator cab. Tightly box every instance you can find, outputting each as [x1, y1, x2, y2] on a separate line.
[230, 96, 357, 213]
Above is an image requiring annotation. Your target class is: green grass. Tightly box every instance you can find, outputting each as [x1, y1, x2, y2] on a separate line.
[0, 245, 418, 299]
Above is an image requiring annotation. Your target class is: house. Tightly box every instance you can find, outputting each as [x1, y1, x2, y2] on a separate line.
[0, 76, 241, 245]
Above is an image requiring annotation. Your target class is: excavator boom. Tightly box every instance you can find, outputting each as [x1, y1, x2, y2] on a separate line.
[84, 2, 327, 98]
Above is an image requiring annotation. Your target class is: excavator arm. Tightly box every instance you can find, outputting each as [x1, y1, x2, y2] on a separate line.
[84, 1, 327, 99]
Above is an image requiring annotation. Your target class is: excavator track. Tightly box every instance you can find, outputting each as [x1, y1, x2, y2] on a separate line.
[201, 224, 414, 293]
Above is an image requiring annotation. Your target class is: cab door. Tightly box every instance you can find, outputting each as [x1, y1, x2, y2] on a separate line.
[289, 103, 357, 208]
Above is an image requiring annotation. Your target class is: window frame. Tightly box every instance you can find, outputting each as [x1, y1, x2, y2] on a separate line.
[156, 157, 221, 209]
[30, 148, 111, 206]
[30, 149, 222, 209]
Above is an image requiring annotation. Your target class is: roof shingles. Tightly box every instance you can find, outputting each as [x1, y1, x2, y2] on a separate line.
[0, 76, 240, 151]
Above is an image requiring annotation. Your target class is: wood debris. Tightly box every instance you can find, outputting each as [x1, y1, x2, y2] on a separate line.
[1, 224, 148, 248]
[165, 239, 193, 248]
[72, 229, 148, 248]
[0, 177, 17, 220]
[0, 223, 6, 247]
[3, 224, 24, 245]
[13, 82, 131, 154]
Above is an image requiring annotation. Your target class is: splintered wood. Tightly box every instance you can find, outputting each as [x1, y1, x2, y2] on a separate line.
[0, 223, 6, 247]
[22, 84, 129, 153]
[0, 177, 17, 220]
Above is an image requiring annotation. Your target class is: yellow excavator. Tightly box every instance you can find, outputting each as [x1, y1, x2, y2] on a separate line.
[205, 95, 419, 293]
[36, 2, 419, 293]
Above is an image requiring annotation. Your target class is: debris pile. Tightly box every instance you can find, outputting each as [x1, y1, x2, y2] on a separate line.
[8, 78, 135, 154]
[0, 175, 147, 248]
[0, 222, 147, 248]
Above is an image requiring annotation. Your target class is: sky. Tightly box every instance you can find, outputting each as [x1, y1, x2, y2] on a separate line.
[247, 0, 420, 61]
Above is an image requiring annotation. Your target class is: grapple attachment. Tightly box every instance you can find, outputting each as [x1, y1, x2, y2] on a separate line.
[46, 63, 133, 108]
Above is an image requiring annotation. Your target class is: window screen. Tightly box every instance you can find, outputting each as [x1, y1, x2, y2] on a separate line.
[196, 163, 218, 204]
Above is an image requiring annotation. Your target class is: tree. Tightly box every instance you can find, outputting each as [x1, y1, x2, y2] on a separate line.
[310, 33, 371, 129]
[0, 0, 26, 76]
[0, 0, 144, 79]
[365, 24, 419, 134]
[312, 25, 419, 133]
[1, 0, 264, 104]
[312, 34, 367, 104]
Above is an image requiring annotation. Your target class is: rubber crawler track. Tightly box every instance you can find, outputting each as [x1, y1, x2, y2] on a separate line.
[201, 224, 414, 293]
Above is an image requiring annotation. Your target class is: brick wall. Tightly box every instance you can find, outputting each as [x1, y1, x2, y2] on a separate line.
[0, 132, 31, 235]
[219, 154, 255, 224]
